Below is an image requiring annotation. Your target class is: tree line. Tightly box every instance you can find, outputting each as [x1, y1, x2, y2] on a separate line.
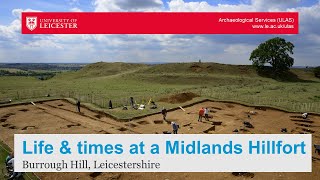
[0, 69, 56, 80]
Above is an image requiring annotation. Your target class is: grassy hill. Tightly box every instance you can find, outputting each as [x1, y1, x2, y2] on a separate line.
[139, 62, 257, 76]
[0, 62, 319, 118]
[138, 62, 317, 80]
[69, 62, 148, 78]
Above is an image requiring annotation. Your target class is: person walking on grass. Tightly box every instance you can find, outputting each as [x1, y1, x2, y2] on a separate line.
[162, 107, 167, 121]
[204, 107, 209, 121]
[198, 107, 204, 122]
[76, 100, 81, 113]
[171, 122, 179, 134]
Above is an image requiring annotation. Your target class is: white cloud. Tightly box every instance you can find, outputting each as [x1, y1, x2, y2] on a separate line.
[0, 9, 42, 40]
[70, 7, 82, 12]
[224, 44, 256, 55]
[251, 0, 302, 11]
[24, 40, 63, 49]
[0, 1, 320, 65]
[93, 0, 164, 12]
[12, 8, 42, 19]
[0, 19, 20, 39]
[68, 0, 80, 6]
[168, 0, 254, 12]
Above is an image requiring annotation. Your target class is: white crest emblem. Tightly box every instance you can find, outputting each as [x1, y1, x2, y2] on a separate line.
[26, 17, 37, 31]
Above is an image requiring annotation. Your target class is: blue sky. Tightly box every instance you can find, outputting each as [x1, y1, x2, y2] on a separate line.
[0, 0, 320, 66]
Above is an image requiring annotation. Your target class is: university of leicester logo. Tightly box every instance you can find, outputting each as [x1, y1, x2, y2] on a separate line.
[26, 16, 37, 31]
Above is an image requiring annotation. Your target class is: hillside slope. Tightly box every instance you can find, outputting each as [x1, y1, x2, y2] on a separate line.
[134, 62, 317, 81]
[54, 62, 317, 83]
[138, 62, 257, 76]
[71, 62, 149, 78]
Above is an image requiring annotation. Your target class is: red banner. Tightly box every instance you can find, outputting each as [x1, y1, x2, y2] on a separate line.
[22, 12, 298, 34]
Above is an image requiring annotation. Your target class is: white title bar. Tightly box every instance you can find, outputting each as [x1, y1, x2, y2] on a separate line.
[14, 134, 312, 172]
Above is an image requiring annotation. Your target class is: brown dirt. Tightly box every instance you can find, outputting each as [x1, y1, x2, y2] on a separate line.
[118, 127, 127, 131]
[203, 126, 215, 133]
[95, 114, 102, 119]
[1, 100, 320, 180]
[2, 123, 9, 127]
[21, 126, 36, 130]
[98, 130, 111, 134]
[211, 106, 223, 110]
[159, 92, 199, 104]
[190, 64, 203, 72]
[66, 123, 81, 128]
[226, 104, 235, 108]
[183, 123, 192, 127]
[232, 172, 254, 178]
[136, 120, 149, 125]
[153, 120, 164, 124]
[125, 123, 137, 128]
[19, 109, 29, 112]
[211, 121, 222, 126]
[291, 119, 314, 123]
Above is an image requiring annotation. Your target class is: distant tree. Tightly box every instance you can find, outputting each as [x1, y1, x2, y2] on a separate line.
[315, 66, 320, 78]
[249, 37, 294, 74]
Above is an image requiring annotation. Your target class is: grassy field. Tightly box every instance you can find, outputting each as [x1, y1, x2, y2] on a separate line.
[0, 141, 9, 180]
[0, 62, 319, 119]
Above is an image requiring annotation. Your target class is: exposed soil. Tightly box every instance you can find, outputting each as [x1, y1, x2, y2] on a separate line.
[125, 123, 137, 128]
[211, 106, 222, 110]
[290, 115, 307, 119]
[211, 121, 222, 126]
[136, 120, 149, 125]
[19, 109, 29, 112]
[8, 125, 16, 129]
[67, 123, 81, 128]
[224, 113, 235, 117]
[232, 172, 255, 178]
[226, 104, 235, 108]
[98, 130, 111, 134]
[153, 120, 164, 124]
[118, 127, 128, 131]
[291, 119, 314, 123]
[22, 126, 36, 130]
[203, 126, 215, 133]
[95, 114, 102, 119]
[183, 123, 192, 127]
[90, 172, 102, 178]
[0, 99, 320, 180]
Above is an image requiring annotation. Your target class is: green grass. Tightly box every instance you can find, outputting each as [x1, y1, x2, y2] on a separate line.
[0, 141, 38, 180]
[0, 62, 319, 119]
[65, 62, 148, 78]
[0, 141, 9, 180]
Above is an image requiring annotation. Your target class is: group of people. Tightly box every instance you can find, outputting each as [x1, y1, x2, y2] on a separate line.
[198, 107, 209, 122]
[161, 107, 179, 134]
[75, 100, 211, 134]
[161, 106, 211, 134]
